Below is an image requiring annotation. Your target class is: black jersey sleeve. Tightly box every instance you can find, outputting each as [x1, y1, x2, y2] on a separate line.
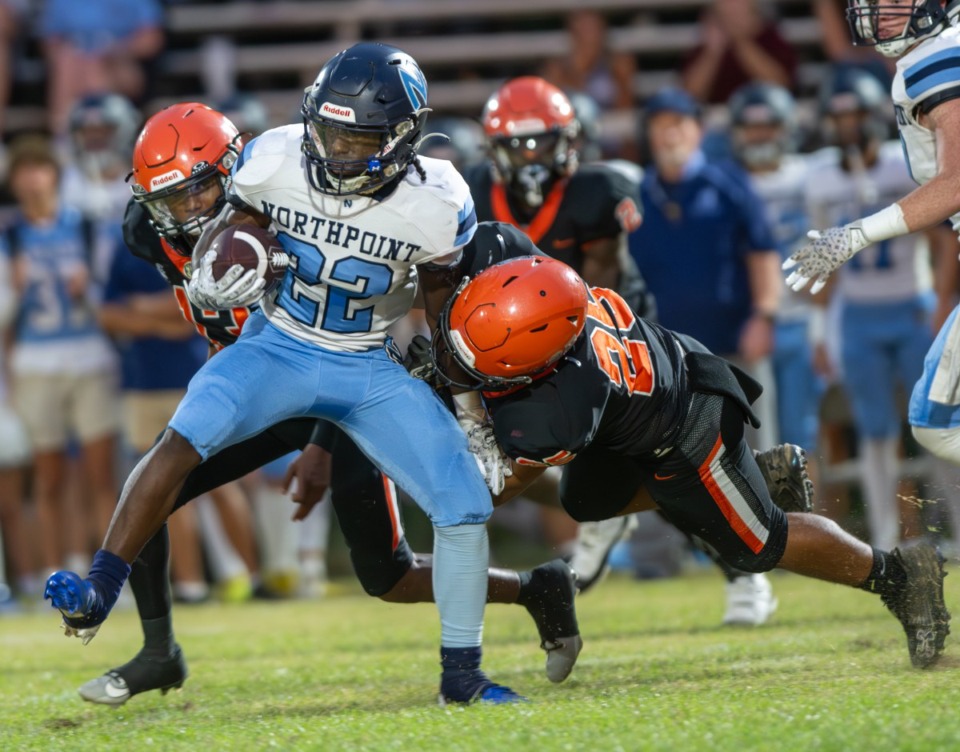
[122, 198, 164, 264]
[571, 163, 643, 243]
[488, 358, 608, 466]
[459, 221, 545, 277]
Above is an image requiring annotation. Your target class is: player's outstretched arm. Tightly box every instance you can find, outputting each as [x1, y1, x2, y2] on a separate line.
[492, 462, 547, 507]
[786, 98, 960, 294]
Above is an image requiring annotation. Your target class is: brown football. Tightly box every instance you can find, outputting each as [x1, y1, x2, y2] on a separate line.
[209, 224, 289, 289]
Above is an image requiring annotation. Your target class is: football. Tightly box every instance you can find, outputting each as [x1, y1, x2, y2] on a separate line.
[208, 224, 289, 290]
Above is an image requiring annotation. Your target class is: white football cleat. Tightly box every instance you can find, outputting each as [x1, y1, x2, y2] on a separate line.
[723, 573, 778, 626]
[570, 515, 638, 594]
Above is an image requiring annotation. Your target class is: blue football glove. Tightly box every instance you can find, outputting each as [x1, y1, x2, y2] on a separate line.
[44, 550, 131, 644]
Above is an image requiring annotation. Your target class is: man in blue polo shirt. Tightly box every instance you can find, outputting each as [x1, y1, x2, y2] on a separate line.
[629, 87, 782, 444]
[627, 86, 783, 626]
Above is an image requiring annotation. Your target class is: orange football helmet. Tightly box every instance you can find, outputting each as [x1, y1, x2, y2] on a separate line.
[481, 76, 580, 207]
[436, 256, 588, 391]
[130, 103, 240, 246]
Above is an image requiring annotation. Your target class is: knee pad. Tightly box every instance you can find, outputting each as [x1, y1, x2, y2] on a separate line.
[913, 425, 960, 465]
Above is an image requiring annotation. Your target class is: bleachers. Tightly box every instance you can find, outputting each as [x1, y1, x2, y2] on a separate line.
[4, 0, 830, 135]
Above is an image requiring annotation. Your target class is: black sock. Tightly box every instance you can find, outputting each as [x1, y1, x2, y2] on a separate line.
[440, 645, 483, 673]
[858, 547, 907, 600]
[516, 561, 578, 642]
[515, 570, 535, 606]
[130, 525, 175, 654]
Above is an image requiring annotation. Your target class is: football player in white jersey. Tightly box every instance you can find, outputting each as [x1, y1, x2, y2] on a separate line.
[807, 65, 959, 550]
[784, 2, 960, 470]
[43, 43, 524, 705]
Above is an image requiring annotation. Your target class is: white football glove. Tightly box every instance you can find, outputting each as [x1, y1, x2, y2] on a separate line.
[186, 250, 266, 310]
[782, 222, 871, 294]
[459, 417, 513, 496]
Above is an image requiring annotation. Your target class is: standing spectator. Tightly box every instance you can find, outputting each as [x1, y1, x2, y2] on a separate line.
[39, 0, 163, 136]
[628, 87, 782, 623]
[3, 135, 120, 573]
[681, 0, 798, 105]
[0, 229, 31, 608]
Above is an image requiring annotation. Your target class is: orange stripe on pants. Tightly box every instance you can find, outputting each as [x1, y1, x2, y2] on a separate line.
[698, 435, 764, 554]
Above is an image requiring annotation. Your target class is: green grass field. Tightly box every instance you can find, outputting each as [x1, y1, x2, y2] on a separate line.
[2, 569, 959, 752]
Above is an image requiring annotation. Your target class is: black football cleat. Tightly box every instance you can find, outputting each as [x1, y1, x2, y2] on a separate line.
[522, 559, 582, 683]
[78, 645, 188, 706]
[881, 542, 950, 669]
[754, 443, 815, 513]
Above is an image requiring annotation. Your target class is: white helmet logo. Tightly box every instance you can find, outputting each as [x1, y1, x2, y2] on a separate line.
[150, 170, 186, 189]
[320, 102, 356, 123]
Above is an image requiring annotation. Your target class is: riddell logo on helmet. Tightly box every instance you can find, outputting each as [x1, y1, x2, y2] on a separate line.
[150, 170, 186, 189]
[320, 102, 356, 123]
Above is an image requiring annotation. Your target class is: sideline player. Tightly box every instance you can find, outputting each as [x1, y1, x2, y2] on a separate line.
[45, 44, 546, 706]
[465, 76, 649, 590]
[433, 255, 950, 669]
[783, 1, 960, 466]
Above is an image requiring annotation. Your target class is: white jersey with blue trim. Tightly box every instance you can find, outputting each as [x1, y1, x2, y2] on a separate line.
[893, 25, 960, 224]
[748, 153, 822, 322]
[229, 125, 477, 352]
[805, 141, 931, 303]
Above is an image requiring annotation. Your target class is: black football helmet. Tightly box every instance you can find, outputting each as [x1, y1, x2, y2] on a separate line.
[68, 93, 141, 178]
[301, 42, 429, 196]
[818, 65, 891, 148]
[728, 82, 796, 169]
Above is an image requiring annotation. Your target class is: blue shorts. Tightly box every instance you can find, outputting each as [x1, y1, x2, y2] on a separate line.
[772, 319, 823, 451]
[842, 297, 931, 439]
[910, 303, 960, 430]
[169, 311, 491, 527]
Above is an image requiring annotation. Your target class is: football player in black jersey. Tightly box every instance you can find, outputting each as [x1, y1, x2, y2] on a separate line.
[431, 255, 950, 670]
[72, 103, 581, 707]
[465, 76, 649, 316]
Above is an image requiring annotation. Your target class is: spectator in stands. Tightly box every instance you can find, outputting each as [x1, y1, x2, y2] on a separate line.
[542, 10, 637, 159]
[39, 0, 164, 136]
[542, 10, 636, 112]
[2, 134, 120, 574]
[0, 0, 23, 144]
[681, 0, 798, 104]
[811, 0, 895, 89]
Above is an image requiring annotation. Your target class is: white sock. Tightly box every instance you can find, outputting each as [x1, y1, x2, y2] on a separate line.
[859, 437, 900, 550]
[432, 523, 488, 648]
[297, 489, 332, 555]
[196, 495, 248, 582]
[253, 485, 301, 574]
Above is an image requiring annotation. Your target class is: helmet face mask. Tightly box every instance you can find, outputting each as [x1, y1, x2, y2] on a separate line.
[130, 103, 240, 248]
[845, 0, 952, 57]
[300, 43, 428, 197]
[482, 77, 580, 209]
[137, 172, 226, 241]
[433, 256, 589, 392]
[728, 83, 796, 170]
